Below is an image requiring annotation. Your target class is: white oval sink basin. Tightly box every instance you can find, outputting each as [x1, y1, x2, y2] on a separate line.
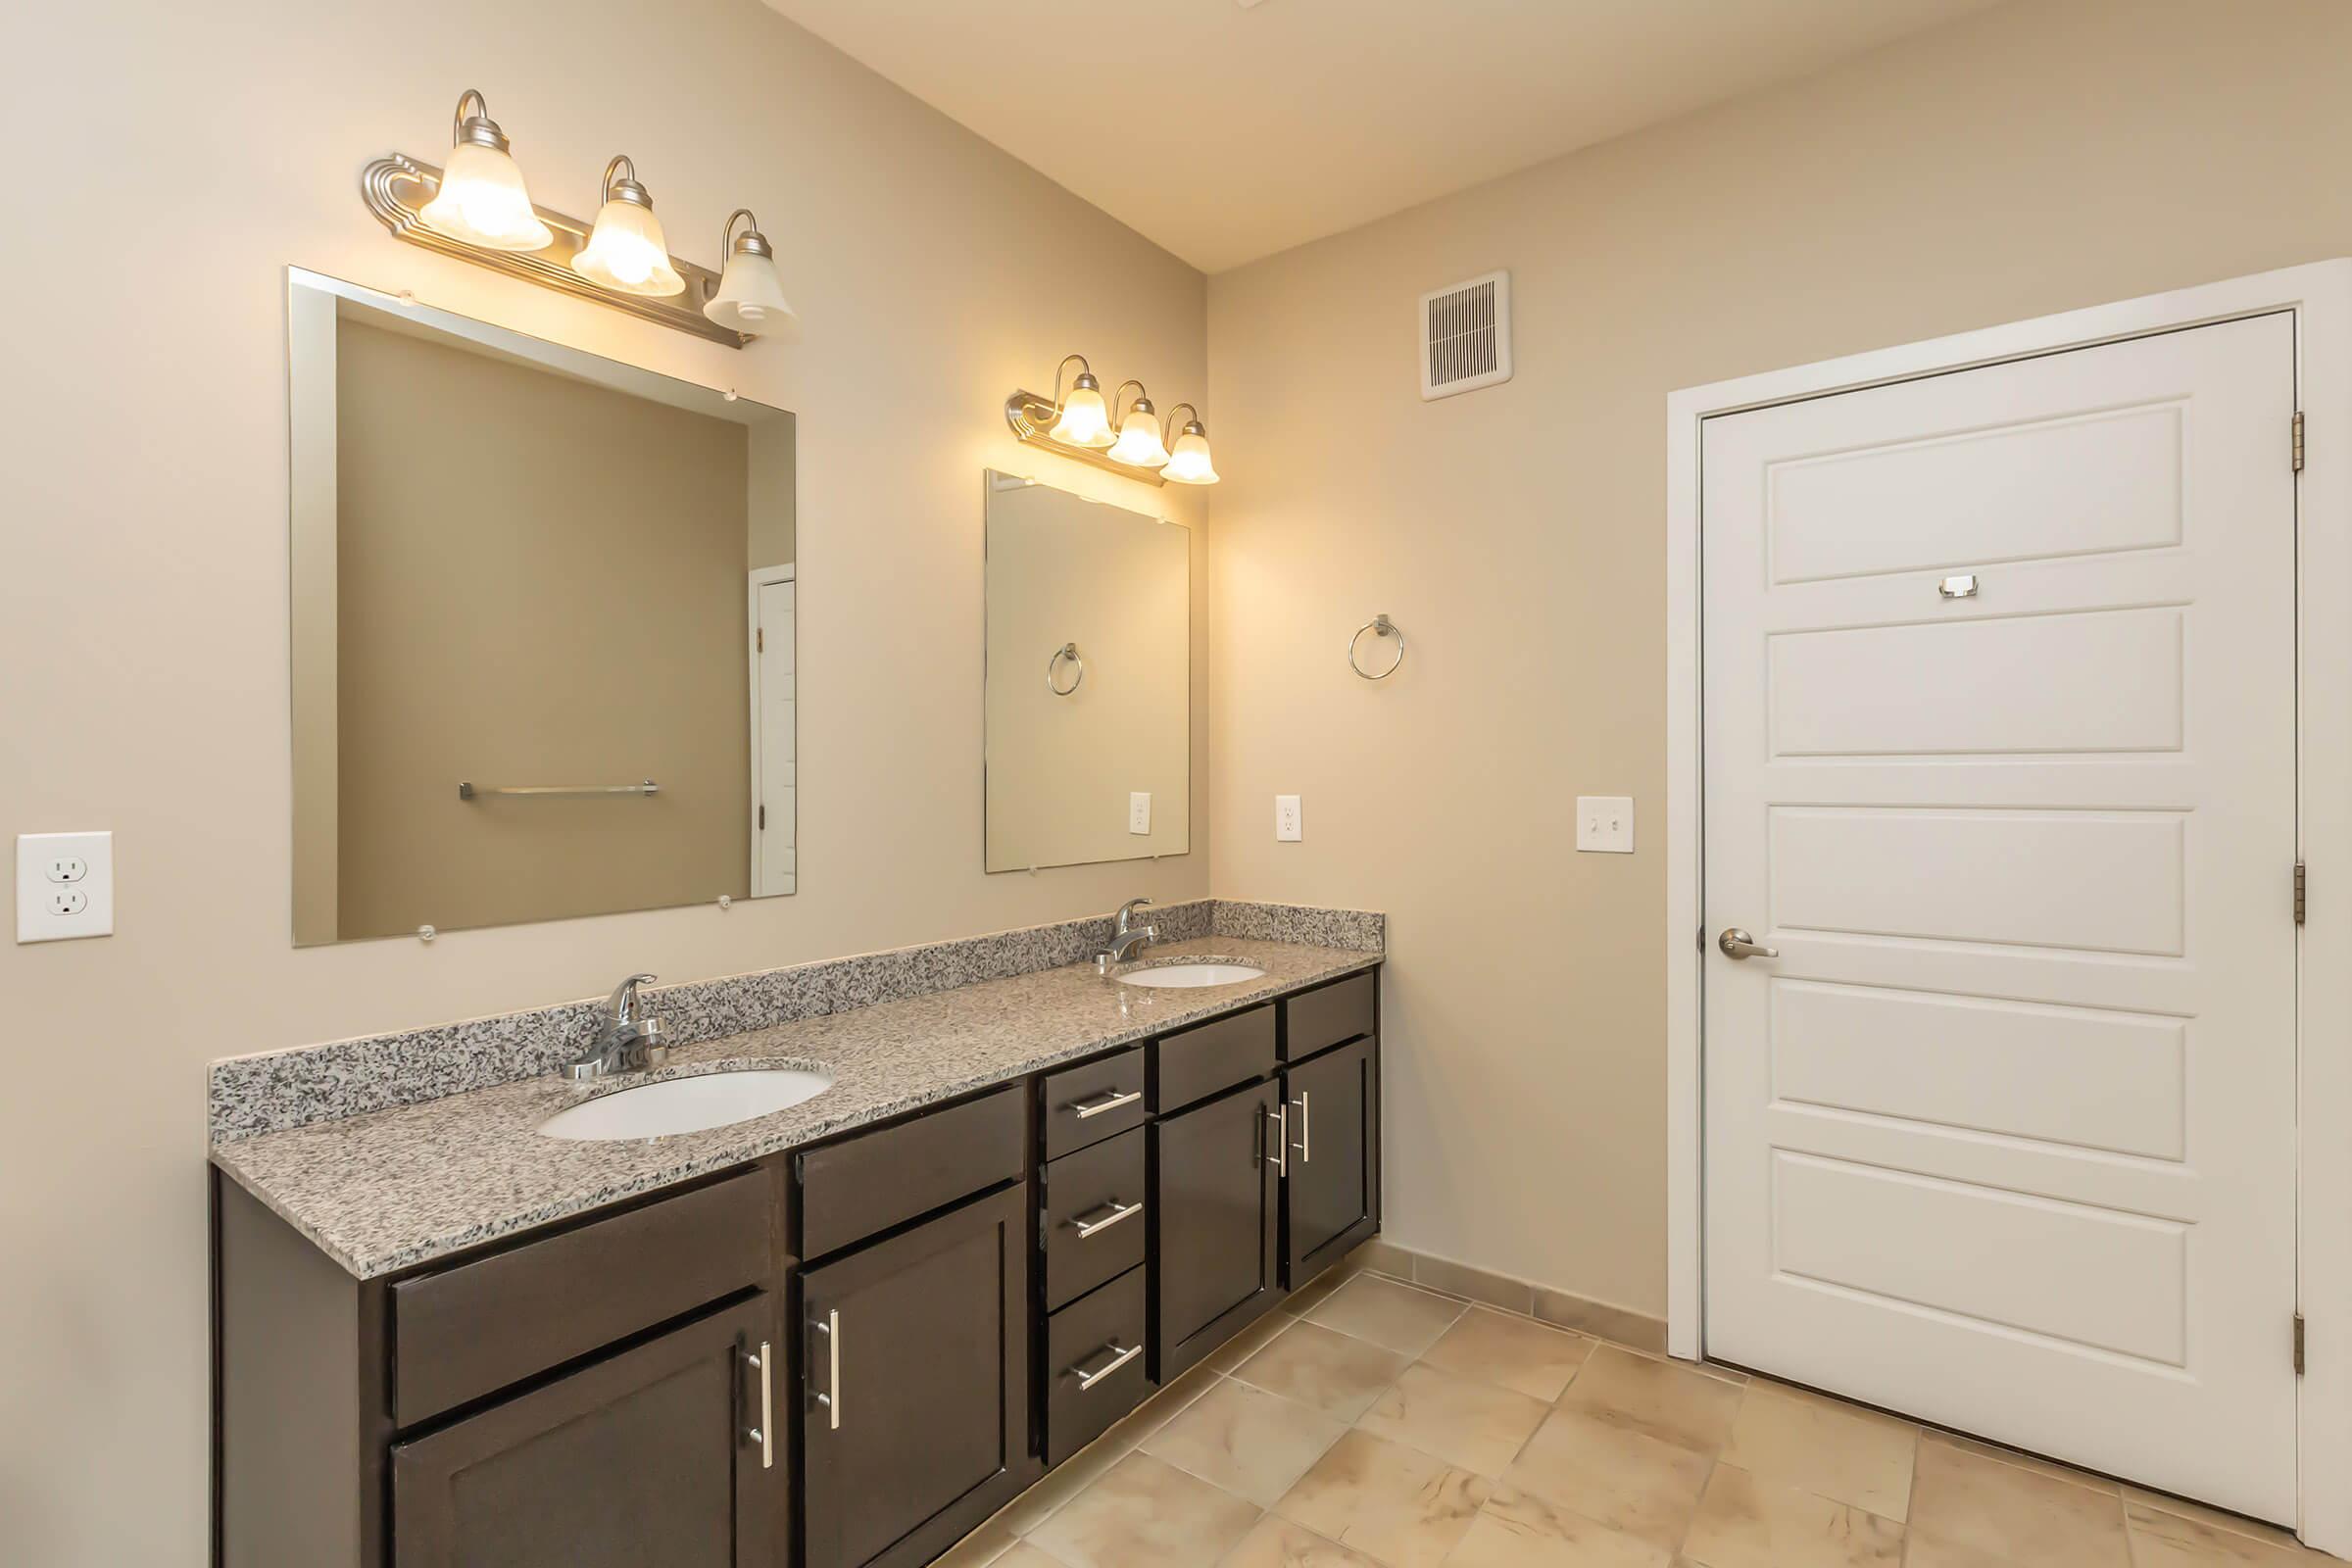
[1119, 962, 1268, 989]
[538, 1068, 833, 1141]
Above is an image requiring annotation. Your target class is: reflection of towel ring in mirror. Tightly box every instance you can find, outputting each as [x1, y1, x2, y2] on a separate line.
[1348, 614, 1405, 680]
[1048, 642, 1085, 696]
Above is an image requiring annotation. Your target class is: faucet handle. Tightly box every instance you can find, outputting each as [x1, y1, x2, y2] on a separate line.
[1114, 897, 1153, 930]
[605, 972, 659, 1019]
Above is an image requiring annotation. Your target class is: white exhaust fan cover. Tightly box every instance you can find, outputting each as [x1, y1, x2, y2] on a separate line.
[1419, 270, 1512, 400]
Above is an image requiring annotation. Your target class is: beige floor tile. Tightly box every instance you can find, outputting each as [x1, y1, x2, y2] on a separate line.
[1141, 1377, 1349, 1506]
[1304, 1275, 1467, 1357]
[1449, 1485, 1673, 1568]
[1029, 1451, 1261, 1568]
[1417, 1307, 1595, 1402]
[990, 1426, 1137, 1536]
[1931, 1431, 2118, 1494]
[994, 1547, 1074, 1568]
[1905, 1433, 2131, 1568]
[2124, 1500, 2333, 1566]
[1220, 1516, 1389, 1568]
[1234, 1320, 1411, 1422]
[1274, 1430, 1490, 1568]
[1677, 1463, 1902, 1568]
[1500, 1405, 1716, 1552]
[1206, 1310, 1302, 1374]
[1283, 1270, 1352, 1319]
[933, 1519, 1020, 1568]
[2123, 1491, 2315, 1557]
[1356, 1362, 1551, 1477]
[1556, 1345, 1744, 1457]
[1718, 1381, 1917, 1522]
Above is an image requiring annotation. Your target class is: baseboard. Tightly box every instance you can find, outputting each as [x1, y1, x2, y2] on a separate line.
[1339, 1238, 1669, 1354]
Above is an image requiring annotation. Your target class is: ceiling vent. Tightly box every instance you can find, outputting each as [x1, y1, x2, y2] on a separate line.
[1419, 270, 1512, 401]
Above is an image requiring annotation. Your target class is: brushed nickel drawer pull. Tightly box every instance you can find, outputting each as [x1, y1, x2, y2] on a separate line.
[811, 1309, 841, 1431]
[1071, 1199, 1144, 1239]
[1074, 1341, 1143, 1391]
[747, 1341, 773, 1469]
[1264, 1102, 1288, 1175]
[1293, 1092, 1311, 1164]
[1071, 1088, 1143, 1120]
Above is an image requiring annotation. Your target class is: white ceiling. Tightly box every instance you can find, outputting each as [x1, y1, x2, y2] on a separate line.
[762, 0, 2000, 272]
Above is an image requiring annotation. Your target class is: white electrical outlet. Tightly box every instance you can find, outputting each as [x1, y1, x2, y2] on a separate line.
[1576, 797, 1635, 854]
[19, 831, 114, 942]
[1275, 795, 1303, 842]
[1128, 792, 1152, 835]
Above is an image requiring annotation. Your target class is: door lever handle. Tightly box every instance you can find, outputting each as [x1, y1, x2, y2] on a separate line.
[1718, 928, 1780, 960]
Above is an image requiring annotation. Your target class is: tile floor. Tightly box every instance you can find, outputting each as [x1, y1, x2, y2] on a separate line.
[941, 1270, 2333, 1568]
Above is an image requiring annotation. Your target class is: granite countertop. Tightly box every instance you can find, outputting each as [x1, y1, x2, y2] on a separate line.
[211, 937, 1378, 1279]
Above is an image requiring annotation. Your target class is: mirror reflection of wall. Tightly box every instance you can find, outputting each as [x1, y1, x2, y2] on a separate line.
[286, 270, 798, 945]
[984, 471, 1190, 873]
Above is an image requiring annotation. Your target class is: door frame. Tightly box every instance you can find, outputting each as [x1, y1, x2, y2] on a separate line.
[747, 564, 796, 897]
[1662, 259, 2352, 1552]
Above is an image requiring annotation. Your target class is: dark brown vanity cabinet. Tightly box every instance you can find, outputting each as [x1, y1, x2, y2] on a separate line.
[1151, 1077, 1285, 1378]
[1282, 1033, 1380, 1281]
[392, 1292, 783, 1568]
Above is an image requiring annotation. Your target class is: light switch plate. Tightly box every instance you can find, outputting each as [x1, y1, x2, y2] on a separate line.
[1576, 796, 1635, 854]
[1128, 792, 1152, 835]
[18, 831, 115, 942]
[1275, 795, 1302, 842]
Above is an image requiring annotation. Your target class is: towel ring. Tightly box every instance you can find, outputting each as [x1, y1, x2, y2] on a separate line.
[1348, 614, 1405, 680]
[1048, 642, 1085, 696]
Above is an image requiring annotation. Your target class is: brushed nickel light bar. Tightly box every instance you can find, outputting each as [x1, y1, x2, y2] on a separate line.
[1004, 354, 1220, 486]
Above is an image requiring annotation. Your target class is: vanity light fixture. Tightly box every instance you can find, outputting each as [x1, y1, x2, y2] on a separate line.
[416, 90, 554, 252]
[570, 157, 685, 296]
[363, 91, 790, 348]
[704, 210, 799, 334]
[1004, 356, 1218, 486]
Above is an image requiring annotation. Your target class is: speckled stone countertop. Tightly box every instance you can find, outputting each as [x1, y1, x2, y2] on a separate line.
[211, 937, 1379, 1280]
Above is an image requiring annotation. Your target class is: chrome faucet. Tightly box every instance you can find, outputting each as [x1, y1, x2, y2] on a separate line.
[1100, 898, 1159, 969]
[566, 972, 668, 1082]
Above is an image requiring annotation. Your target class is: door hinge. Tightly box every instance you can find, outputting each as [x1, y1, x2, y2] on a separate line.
[2292, 411, 2306, 473]
[2294, 1312, 2307, 1375]
[758, 626, 765, 653]
[2295, 859, 2307, 925]
[759, 805, 766, 831]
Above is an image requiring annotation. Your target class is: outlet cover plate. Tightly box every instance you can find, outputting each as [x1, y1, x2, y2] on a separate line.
[19, 831, 114, 942]
[1275, 795, 1302, 842]
[1129, 792, 1152, 835]
[1576, 797, 1634, 854]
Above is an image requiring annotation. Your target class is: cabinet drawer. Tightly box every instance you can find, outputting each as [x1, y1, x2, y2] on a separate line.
[799, 1085, 1024, 1259]
[1041, 1048, 1147, 1160]
[1283, 971, 1375, 1061]
[390, 1168, 772, 1427]
[1043, 1126, 1147, 1310]
[1152, 1005, 1276, 1113]
[1046, 1268, 1151, 1467]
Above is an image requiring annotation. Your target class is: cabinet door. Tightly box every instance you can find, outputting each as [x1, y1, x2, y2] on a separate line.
[1284, 1036, 1381, 1284]
[391, 1291, 781, 1568]
[802, 1185, 1030, 1568]
[1152, 1079, 1282, 1380]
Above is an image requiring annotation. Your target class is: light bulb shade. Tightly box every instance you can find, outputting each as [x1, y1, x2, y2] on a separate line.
[571, 197, 685, 296]
[419, 141, 554, 251]
[1049, 383, 1115, 448]
[1105, 407, 1171, 467]
[704, 246, 798, 334]
[1161, 425, 1220, 484]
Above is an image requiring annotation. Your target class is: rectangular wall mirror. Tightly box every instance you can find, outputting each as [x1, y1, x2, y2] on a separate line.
[984, 470, 1189, 872]
[286, 269, 799, 945]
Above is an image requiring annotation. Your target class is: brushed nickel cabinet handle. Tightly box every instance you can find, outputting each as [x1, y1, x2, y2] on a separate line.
[811, 1309, 841, 1431]
[1074, 1341, 1143, 1391]
[1072, 1199, 1144, 1239]
[746, 1341, 773, 1469]
[1071, 1088, 1143, 1120]
[1292, 1092, 1311, 1164]
[1264, 1102, 1288, 1175]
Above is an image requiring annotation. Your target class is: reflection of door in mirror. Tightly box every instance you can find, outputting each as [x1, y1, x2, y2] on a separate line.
[286, 270, 797, 945]
[983, 471, 1189, 873]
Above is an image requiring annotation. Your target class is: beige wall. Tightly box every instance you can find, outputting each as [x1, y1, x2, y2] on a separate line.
[986, 475, 1192, 870]
[1205, 0, 2352, 1320]
[331, 318, 754, 939]
[0, 0, 1205, 1560]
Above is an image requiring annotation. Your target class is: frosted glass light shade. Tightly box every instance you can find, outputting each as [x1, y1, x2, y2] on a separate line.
[1105, 408, 1171, 468]
[1049, 384, 1114, 448]
[419, 142, 553, 251]
[704, 248, 798, 333]
[572, 198, 685, 296]
[1161, 426, 1220, 484]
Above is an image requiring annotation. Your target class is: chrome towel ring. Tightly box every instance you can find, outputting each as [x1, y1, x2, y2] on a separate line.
[1048, 641, 1085, 696]
[1348, 614, 1405, 680]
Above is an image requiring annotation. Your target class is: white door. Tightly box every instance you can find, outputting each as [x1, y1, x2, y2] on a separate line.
[755, 576, 797, 896]
[1700, 314, 2298, 1518]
